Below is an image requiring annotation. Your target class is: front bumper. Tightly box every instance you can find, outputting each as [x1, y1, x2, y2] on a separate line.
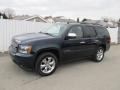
[9, 46, 35, 68]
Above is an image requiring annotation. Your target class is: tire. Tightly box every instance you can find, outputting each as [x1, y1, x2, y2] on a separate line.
[92, 47, 105, 62]
[35, 52, 58, 76]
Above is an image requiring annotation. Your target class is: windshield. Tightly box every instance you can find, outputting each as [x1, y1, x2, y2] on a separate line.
[41, 24, 66, 36]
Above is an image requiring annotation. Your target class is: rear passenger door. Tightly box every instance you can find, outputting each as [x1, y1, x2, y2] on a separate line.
[82, 26, 98, 56]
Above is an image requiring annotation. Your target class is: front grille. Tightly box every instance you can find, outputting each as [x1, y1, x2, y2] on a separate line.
[11, 39, 18, 47]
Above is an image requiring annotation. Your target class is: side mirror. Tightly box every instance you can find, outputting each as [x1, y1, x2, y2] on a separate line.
[66, 33, 77, 40]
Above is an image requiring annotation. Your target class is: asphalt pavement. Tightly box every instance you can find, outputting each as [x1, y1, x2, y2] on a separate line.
[0, 45, 120, 90]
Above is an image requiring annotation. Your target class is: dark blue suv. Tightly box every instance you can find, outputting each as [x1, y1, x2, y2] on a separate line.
[9, 23, 110, 76]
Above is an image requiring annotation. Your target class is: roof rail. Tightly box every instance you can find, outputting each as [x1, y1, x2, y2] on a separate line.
[66, 22, 80, 24]
[81, 22, 103, 26]
[55, 22, 103, 26]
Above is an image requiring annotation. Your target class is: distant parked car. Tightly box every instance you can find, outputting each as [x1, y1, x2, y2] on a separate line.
[9, 23, 111, 76]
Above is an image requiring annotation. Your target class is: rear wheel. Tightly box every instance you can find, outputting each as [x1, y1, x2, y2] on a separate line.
[35, 52, 58, 76]
[93, 47, 104, 62]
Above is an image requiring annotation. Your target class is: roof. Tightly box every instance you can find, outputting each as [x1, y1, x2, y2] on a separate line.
[24, 16, 48, 23]
[44, 16, 53, 19]
[13, 15, 31, 20]
[13, 15, 48, 23]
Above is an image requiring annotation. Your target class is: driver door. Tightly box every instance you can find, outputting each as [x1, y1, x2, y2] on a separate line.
[62, 25, 86, 60]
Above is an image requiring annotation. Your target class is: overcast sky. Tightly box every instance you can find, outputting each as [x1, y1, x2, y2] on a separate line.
[0, 0, 120, 19]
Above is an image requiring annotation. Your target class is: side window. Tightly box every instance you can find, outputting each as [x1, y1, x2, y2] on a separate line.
[83, 26, 96, 37]
[68, 26, 83, 39]
[95, 26, 109, 36]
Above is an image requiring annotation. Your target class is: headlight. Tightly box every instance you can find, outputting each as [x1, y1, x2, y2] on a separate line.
[15, 39, 21, 44]
[18, 45, 32, 54]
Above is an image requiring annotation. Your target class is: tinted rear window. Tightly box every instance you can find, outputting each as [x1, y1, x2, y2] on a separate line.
[95, 26, 109, 36]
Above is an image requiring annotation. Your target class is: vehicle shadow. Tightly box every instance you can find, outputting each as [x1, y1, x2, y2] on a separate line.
[16, 58, 93, 76]
[57, 59, 91, 70]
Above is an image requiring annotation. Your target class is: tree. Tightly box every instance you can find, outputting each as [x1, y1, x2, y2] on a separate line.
[0, 12, 8, 19]
[3, 13, 8, 19]
[4, 8, 15, 19]
[82, 18, 87, 22]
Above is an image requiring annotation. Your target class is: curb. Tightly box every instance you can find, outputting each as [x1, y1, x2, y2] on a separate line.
[0, 52, 9, 57]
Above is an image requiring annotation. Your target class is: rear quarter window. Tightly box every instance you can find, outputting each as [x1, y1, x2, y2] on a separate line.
[95, 26, 110, 36]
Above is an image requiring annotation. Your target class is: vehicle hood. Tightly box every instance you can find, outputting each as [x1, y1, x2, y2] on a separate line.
[13, 33, 54, 43]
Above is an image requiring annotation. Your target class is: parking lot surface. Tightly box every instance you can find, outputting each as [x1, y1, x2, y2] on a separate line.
[0, 45, 120, 90]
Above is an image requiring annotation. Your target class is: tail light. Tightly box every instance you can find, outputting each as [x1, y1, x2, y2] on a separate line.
[106, 36, 111, 43]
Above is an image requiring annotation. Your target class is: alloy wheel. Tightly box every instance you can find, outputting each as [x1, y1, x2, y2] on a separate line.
[40, 56, 55, 74]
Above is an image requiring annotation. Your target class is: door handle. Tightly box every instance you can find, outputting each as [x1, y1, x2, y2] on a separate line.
[80, 41, 86, 44]
[94, 40, 99, 42]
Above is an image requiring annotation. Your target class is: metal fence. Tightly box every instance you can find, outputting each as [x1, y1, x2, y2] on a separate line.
[107, 27, 118, 44]
[0, 19, 119, 52]
[118, 27, 120, 43]
[0, 19, 51, 52]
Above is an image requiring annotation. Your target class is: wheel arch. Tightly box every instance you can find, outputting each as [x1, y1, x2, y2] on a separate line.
[34, 48, 60, 66]
[99, 44, 106, 51]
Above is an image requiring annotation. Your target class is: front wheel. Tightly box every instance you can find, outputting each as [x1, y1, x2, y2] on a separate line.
[93, 47, 105, 62]
[35, 52, 58, 76]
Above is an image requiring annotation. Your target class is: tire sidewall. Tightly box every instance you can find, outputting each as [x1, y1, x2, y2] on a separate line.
[35, 52, 58, 76]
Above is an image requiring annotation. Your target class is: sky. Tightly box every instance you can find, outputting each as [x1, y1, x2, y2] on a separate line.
[0, 0, 120, 20]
